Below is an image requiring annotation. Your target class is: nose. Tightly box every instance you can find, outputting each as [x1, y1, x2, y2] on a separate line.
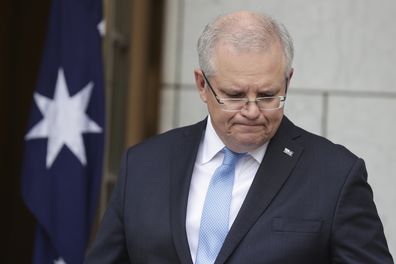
[240, 100, 260, 119]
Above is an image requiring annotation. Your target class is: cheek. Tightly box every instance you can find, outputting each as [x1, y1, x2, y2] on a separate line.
[207, 104, 234, 127]
[265, 111, 284, 131]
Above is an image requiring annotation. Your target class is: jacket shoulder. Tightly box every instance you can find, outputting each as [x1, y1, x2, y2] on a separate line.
[125, 119, 206, 157]
[293, 123, 360, 167]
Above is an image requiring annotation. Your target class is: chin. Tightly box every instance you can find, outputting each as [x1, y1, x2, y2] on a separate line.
[235, 137, 267, 150]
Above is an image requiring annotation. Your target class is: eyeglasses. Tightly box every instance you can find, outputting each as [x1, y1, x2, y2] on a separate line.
[202, 71, 287, 112]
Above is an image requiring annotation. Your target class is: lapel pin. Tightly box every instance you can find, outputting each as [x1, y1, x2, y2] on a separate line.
[283, 148, 294, 157]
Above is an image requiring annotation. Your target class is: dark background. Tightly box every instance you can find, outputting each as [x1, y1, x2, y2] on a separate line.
[0, 0, 165, 262]
[1, 0, 51, 262]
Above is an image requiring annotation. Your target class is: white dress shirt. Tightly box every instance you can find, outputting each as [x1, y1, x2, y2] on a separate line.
[186, 117, 268, 263]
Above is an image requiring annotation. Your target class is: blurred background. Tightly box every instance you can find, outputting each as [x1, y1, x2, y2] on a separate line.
[2, 0, 395, 262]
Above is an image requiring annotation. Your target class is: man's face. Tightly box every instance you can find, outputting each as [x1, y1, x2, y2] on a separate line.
[195, 42, 292, 153]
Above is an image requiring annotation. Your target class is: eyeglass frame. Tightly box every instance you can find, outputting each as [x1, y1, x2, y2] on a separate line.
[201, 71, 288, 112]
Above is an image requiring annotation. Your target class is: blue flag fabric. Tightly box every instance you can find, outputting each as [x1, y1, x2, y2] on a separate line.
[21, 0, 105, 263]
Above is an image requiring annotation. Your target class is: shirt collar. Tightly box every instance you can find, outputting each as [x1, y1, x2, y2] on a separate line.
[198, 116, 269, 164]
[199, 116, 225, 164]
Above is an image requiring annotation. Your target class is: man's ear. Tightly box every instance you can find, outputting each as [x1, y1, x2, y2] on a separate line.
[194, 69, 208, 102]
[286, 68, 294, 93]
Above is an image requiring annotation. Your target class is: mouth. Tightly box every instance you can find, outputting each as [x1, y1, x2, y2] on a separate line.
[233, 123, 265, 131]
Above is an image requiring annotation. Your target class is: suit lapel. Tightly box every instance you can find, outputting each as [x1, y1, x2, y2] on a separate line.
[216, 117, 304, 264]
[169, 119, 207, 264]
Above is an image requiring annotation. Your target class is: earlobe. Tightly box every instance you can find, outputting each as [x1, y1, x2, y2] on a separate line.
[285, 68, 294, 93]
[194, 69, 208, 102]
[288, 68, 294, 81]
[287, 68, 294, 87]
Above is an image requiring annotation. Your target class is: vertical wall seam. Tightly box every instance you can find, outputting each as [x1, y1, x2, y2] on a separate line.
[322, 91, 329, 138]
[172, 0, 185, 128]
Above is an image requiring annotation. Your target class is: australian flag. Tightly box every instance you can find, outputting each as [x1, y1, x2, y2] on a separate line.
[21, 0, 105, 263]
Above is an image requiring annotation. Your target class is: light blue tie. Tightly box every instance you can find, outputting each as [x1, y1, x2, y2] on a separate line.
[196, 147, 244, 264]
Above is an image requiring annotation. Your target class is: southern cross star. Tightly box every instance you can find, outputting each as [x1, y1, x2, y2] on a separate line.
[25, 68, 102, 169]
[53, 257, 66, 264]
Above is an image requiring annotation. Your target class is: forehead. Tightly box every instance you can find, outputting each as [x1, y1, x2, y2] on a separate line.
[212, 42, 286, 87]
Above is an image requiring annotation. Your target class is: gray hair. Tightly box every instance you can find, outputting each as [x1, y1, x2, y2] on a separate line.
[197, 11, 294, 77]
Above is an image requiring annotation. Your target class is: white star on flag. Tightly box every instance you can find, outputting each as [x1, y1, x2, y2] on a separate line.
[54, 257, 67, 264]
[97, 19, 105, 37]
[25, 68, 102, 168]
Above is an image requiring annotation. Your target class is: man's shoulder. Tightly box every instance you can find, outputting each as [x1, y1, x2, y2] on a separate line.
[292, 121, 359, 163]
[126, 119, 206, 155]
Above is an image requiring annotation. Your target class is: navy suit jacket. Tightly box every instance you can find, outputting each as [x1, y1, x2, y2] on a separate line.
[85, 116, 393, 263]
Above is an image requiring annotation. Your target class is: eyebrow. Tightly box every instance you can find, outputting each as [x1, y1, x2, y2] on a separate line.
[217, 86, 244, 93]
[218, 85, 281, 94]
[257, 87, 282, 95]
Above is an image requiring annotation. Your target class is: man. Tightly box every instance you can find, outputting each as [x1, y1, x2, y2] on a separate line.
[85, 11, 393, 263]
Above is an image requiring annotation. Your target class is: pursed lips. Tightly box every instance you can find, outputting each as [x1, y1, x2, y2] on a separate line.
[233, 123, 265, 130]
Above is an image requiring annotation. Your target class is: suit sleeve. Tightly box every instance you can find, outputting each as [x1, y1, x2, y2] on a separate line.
[84, 152, 130, 264]
[331, 158, 393, 263]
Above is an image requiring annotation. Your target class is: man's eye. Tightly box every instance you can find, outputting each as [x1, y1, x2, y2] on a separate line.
[225, 92, 244, 98]
[257, 92, 275, 97]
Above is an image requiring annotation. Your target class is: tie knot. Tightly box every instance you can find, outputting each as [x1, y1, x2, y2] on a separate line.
[222, 147, 245, 165]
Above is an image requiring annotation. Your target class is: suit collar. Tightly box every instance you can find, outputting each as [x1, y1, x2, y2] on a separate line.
[216, 116, 304, 263]
[170, 119, 207, 264]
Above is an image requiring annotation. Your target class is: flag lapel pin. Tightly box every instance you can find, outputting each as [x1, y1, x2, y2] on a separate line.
[283, 147, 294, 157]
